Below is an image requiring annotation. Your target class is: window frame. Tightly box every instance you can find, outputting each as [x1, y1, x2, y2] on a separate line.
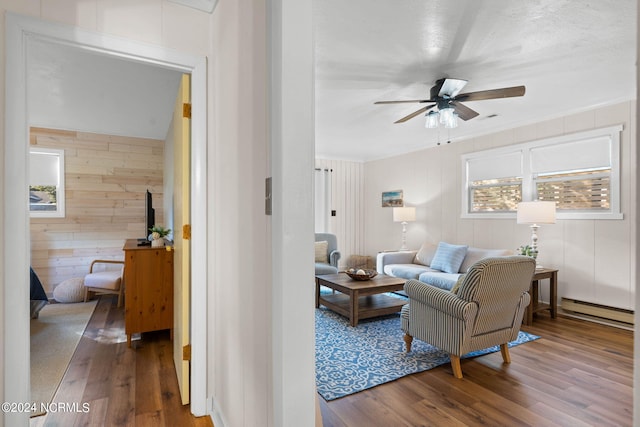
[461, 125, 623, 220]
[29, 147, 66, 218]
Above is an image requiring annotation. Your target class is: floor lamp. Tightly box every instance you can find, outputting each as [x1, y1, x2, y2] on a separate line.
[517, 201, 556, 266]
[393, 207, 416, 251]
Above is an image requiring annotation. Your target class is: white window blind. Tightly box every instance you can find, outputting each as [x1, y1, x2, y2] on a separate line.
[461, 125, 622, 220]
[530, 136, 611, 173]
[467, 151, 522, 181]
[30, 150, 60, 186]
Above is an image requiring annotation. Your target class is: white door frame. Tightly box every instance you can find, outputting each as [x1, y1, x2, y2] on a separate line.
[4, 13, 208, 424]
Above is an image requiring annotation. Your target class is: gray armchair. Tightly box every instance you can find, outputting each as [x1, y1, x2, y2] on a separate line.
[402, 256, 535, 378]
[315, 233, 341, 275]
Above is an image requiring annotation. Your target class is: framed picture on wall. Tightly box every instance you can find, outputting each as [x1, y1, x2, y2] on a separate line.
[382, 190, 403, 207]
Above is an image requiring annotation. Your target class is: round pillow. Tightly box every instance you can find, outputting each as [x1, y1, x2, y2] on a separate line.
[53, 277, 85, 303]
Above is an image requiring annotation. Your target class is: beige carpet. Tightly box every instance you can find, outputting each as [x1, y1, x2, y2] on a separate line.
[30, 300, 97, 417]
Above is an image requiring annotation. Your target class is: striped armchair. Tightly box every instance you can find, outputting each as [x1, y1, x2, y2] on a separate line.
[401, 256, 535, 379]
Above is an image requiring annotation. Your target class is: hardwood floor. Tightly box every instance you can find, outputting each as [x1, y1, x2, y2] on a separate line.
[30, 296, 213, 427]
[319, 312, 633, 427]
[31, 297, 633, 426]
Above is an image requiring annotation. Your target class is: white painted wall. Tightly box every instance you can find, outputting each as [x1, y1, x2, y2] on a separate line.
[209, 1, 272, 425]
[363, 101, 636, 311]
[209, 1, 315, 426]
[268, 1, 316, 426]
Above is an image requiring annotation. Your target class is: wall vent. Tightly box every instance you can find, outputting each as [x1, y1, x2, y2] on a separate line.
[561, 298, 634, 325]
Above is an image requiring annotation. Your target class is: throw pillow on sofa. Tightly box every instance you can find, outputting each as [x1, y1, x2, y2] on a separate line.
[315, 241, 329, 263]
[459, 247, 513, 273]
[430, 242, 468, 274]
[414, 242, 437, 266]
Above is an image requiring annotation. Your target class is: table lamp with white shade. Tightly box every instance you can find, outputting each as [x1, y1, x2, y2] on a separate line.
[516, 201, 556, 265]
[393, 206, 416, 251]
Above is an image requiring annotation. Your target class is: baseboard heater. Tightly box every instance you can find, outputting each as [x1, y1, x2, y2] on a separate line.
[561, 298, 634, 325]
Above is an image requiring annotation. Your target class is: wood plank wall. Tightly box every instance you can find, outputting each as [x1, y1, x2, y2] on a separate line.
[30, 127, 165, 294]
[315, 159, 365, 269]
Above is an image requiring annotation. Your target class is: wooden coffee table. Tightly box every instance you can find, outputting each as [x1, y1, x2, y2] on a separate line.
[315, 273, 407, 326]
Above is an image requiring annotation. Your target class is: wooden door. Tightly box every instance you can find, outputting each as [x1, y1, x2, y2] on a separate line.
[173, 74, 191, 404]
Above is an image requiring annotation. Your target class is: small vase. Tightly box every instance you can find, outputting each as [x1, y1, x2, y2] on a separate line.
[151, 238, 164, 248]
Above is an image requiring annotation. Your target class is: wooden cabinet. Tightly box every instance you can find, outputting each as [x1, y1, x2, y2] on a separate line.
[123, 239, 173, 347]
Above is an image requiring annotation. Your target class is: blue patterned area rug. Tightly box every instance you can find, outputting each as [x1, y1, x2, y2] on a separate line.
[315, 306, 540, 401]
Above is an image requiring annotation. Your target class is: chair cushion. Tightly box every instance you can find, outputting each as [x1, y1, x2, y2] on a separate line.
[430, 242, 468, 274]
[53, 277, 85, 303]
[384, 264, 435, 280]
[418, 272, 461, 291]
[315, 241, 328, 263]
[84, 271, 122, 291]
[315, 262, 338, 275]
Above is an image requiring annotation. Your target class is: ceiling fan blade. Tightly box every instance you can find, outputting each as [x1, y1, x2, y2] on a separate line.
[394, 104, 435, 123]
[456, 85, 526, 102]
[451, 101, 479, 121]
[375, 99, 432, 104]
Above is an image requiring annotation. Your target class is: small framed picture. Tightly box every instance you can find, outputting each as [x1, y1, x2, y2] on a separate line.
[382, 190, 403, 207]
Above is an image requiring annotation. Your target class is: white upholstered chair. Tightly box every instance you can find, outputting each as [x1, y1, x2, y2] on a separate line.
[83, 259, 125, 307]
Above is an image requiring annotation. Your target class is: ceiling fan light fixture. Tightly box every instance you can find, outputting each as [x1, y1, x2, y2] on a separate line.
[439, 106, 458, 128]
[375, 78, 524, 128]
[445, 112, 459, 128]
[425, 110, 439, 128]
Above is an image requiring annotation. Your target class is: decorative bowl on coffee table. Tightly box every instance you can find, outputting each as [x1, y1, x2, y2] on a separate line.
[344, 268, 378, 281]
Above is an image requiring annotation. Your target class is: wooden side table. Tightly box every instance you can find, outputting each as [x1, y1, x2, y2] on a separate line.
[524, 268, 558, 325]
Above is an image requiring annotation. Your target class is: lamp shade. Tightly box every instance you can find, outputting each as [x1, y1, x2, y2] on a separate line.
[393, 206, 416, 222]
[517, 201, 556, 224]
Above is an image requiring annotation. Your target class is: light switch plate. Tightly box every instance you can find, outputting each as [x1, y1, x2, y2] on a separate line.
[265, 177, 272, 215]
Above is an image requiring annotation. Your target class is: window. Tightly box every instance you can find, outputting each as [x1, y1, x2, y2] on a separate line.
[536, 169, 611, 211]
[461, 125, 622, 220]
[469, 177, 522, 213]
[30, 147, 65, 218]
[466, 150, 523, 213]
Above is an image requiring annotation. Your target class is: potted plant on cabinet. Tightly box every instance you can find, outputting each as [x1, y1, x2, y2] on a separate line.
[149, 225, 171, 247]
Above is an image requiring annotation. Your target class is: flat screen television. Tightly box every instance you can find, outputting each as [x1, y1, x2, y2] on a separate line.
[138, 189, 155, 246]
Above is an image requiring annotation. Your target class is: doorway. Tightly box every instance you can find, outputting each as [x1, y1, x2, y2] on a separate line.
[5, 13, 208, 423]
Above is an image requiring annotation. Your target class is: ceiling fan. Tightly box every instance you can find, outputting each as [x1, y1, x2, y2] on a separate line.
[375, 78, 525, 127]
